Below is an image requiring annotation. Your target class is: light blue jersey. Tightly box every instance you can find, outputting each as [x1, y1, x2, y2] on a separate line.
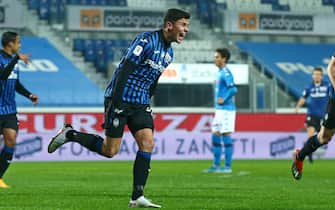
[214, 66, 237, 110]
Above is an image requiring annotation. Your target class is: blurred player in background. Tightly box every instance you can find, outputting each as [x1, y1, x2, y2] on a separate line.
[294, 67, 329, 163]
[292, 55, 335, 180]
[204, 48, 237, 173]
[48, 8, 190, 208]
[0, 31, 38, 188]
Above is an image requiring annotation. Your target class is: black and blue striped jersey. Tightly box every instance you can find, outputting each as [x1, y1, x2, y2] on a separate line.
[0, 51, 19, 115]
[0, 50, 32, 115]
[104, 30, 174, 105]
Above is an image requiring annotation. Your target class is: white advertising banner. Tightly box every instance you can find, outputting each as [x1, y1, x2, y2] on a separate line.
[0, 0, 24, 28]
[224, 11, 335, 35]
[5, 131, 331, 161]
[66, 6, 164, 31]
[160, 63, 249, 84]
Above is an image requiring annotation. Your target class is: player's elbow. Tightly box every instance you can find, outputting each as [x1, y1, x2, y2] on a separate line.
[231, 86, 238, 95]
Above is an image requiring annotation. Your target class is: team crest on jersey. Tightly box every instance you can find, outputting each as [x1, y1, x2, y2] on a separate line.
[113, 118, 120, 127]
[164, 53, 172, 64]
[133, 45, 143, 56]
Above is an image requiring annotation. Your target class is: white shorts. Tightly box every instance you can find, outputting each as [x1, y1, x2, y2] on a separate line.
[211, 109, 236, 134]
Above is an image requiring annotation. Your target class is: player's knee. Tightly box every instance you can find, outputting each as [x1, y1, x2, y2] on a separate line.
[5, 138, 16, 147]
[138, 140, 155, 152]
[104, 148, 119, 158]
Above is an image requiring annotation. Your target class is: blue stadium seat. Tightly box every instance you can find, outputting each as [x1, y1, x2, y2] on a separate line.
[28, 0, 40, 10]
[89, 0, 107, 5]
[272, 4, 290, 11]
[94, 39, 105, 51]
[110, 39, 129, 48]
[95, 49, 108, 74]
[178, 0, 196, 4]
[104, 45, 114, 61]
[83, 39, 96, 62]
[84, 48, 96, 62]
[73, 39, 85, 52]
[57, 0, 67, 22]
[107, 0, 127, 6]
[67, 0, 80, 4]
[39, 0, 50, 20]
[79, 0, 90, 4]
[261, 0, 278, 4]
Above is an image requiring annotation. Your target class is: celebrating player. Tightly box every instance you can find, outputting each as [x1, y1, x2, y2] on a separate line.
[48, 8, 190, 208]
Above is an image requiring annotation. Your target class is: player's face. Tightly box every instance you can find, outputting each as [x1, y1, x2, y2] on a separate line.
[312, 70, 323, 84]
[169, 18, 190, 44]
[10, 36, 21, 54]
[214, 52, 225, 67]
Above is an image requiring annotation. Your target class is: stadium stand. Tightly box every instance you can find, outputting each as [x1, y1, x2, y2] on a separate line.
[17, 37, 104, 106]
[22, 0, 335, 109]
[236, 41, 335, 99]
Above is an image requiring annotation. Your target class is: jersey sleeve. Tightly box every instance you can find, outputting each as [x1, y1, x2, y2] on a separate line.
[124, 34, 153, 65]
[222, 71, 235, 87]
[301, 87, 309, 98]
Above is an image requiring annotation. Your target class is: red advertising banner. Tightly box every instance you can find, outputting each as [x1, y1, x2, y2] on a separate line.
[17, 113, 306, 134]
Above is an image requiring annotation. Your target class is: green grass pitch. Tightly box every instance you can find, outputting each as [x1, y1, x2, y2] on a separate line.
[0, 160, 334, 210]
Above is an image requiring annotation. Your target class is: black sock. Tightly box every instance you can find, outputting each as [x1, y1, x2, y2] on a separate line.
[297, 135, 323, 161]
[66, 130, 104, 156]
[0, 146, 14, 178]
[131, 151, 151, 200]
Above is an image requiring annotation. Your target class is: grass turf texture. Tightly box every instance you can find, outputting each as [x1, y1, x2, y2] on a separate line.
[0, 160, 333, 210]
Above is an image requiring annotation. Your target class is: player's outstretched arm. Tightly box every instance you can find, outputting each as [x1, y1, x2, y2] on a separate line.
[17, 53, 30, 65]
[294, 98, 305, 113]
[327, 55, 335, 89]
[15, 80, 39, 105]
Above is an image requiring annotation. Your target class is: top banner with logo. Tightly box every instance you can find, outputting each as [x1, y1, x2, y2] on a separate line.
[159, 63, 249, 84]
[224, 11, 335, 35]
[0, 0, 24, 28]
[66, 6, 164, 31]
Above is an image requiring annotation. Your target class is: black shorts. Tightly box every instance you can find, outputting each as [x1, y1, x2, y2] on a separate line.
[0, 114, 19, 133]
[103, 98, 154, 138]
[322, 97, 335, 129]
[305, 115, 322, 132]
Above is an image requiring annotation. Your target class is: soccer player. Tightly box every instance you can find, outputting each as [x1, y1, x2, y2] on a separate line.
[292, 55, 335, 180]
[0, 31, 39, 188]
[48, 8, 190, 208]
[204, 48, 237, 173]
[294, 67, 329, 163]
